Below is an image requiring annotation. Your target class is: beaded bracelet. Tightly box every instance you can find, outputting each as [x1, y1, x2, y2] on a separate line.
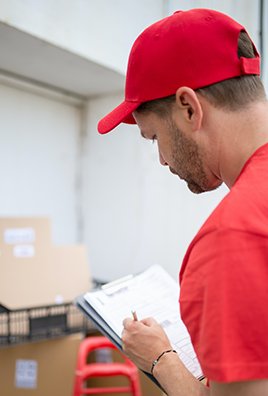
[151, 349, 177, 375]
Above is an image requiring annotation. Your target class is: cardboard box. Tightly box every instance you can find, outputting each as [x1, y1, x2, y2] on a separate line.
[0, 218, 51, 260]
[0, 217, 91, 310]
[140, 371, 164, 396]
[0, 217, 92, 343]
[0, 333, 83, 396]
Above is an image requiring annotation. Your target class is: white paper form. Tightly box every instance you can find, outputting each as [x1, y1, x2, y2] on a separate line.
[84, 265, 202, 379]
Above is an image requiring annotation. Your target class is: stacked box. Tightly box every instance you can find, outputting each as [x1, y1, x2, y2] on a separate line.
[0, 217, 93, 344]
[0, 333, 83, 396]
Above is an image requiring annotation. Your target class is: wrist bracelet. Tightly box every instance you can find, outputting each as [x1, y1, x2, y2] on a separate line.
[151, 349, 177, 375]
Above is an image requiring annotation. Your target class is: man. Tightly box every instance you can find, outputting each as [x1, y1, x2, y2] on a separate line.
[97, 8, 268, 396]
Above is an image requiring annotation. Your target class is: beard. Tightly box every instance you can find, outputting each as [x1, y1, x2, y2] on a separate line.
[167, 120, 217, 194]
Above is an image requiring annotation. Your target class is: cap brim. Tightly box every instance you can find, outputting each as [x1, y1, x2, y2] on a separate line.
[97, 101, 140, 134]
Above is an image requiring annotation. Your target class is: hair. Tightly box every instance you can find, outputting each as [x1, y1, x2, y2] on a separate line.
[136, 31, 266, 116]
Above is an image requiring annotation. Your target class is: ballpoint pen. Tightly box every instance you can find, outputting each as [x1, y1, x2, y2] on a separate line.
[132, 310, 138, 321]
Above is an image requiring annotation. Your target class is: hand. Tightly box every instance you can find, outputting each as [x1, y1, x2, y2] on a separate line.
[121, 316, 172, 373]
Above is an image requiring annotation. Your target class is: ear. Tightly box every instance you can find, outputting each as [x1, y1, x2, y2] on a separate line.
[174, 87, 203, 131]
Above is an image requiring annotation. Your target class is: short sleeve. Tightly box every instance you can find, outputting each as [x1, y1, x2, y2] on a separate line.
[179, 228, 268, 382]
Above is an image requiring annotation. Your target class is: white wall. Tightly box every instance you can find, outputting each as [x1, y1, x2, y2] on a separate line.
[82, 0, 267, 281]
[0, 82, 81, 244]
[0, 0, 164, 74]
[0, 0, 266, 283]
[84, 94, 228, 281]
[166, 1, 268, 91]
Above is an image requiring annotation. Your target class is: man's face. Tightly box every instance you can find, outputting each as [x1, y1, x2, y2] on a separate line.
[133, 110, 222, 194]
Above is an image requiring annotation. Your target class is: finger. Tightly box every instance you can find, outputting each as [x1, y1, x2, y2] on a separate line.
[140, 317, 158, 326]
[121, 329, 130, 353]
[122, 317, 133, 328]
[121, 339, 126, 351]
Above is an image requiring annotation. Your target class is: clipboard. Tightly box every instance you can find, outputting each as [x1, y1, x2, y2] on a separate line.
[76, 265, 204, 388]
[76, 294, 162, 388]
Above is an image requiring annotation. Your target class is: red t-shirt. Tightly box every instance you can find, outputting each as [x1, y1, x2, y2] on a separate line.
[179, 143, 268, 382]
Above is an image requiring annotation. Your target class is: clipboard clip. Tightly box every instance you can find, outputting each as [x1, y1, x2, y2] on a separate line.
[101, 274, 134, 295]
[102, 274, 134, 290]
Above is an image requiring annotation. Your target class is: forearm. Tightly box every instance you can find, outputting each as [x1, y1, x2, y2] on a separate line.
[153, 351, 209, 396]
[122, 317, 210, 395]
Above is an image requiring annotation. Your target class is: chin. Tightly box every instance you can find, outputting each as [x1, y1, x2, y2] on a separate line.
[187, 183, 206, 194]
[187, 180, 223, 194]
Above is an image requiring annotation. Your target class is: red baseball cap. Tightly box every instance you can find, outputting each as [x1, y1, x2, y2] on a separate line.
[98, 8, 260, 134]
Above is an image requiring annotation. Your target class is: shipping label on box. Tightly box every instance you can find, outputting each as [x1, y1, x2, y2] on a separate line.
[13, 245, 35, 258]
[0, 334, 83, 396]
[15, 359, 38, 389]
[4, 228, 36, 245]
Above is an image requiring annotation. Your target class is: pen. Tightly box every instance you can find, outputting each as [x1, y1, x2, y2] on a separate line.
[132, 310, 138, 321]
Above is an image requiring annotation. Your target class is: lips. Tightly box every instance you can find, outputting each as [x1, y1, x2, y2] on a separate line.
[169, 167, 177, 175]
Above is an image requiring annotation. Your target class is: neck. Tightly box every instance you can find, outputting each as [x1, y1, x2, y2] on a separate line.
[208, 100, 268, 189]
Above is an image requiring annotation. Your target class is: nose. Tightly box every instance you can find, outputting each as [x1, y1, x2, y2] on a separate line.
[159, 151, 168, 166]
